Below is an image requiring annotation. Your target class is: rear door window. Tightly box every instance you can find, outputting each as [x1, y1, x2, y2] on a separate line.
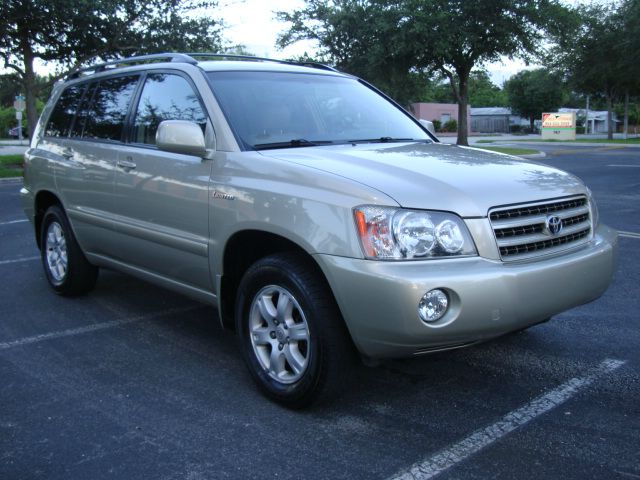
[44, 84, 86, 138]
[132, 73, 207, 145]
[83, 75, 140, 142]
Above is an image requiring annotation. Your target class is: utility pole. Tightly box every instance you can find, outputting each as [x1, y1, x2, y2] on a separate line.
[13, 94, 26, 145]
[623, 90, 629, 140]
[585, 95, 590, 135]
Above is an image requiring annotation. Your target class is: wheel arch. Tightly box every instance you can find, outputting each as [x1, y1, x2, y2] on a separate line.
[34, 190, 63, 250]
[219, 230, 330, 332]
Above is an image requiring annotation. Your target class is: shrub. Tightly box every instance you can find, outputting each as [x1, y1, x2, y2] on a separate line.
[443, 119, 458, 132]
[431, 119, 442, 131]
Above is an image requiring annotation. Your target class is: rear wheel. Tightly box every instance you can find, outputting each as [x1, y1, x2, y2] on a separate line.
[40, 205, 98, 295]
[235, 253, 353, 408]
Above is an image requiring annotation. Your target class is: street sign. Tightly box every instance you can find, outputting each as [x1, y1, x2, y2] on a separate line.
[14, 95, 26, 112]
[541, 112, 576, 141]
[16, 111, 22, 120]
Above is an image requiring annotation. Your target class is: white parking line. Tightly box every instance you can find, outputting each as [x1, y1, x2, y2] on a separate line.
[389, 358, 626, 480]
[619, 231, 640, 239]
[0, 306, 201, 351]
[0, 219, 28, 225]
[0, 256, 39, 265]
[608, 164, 640, 168]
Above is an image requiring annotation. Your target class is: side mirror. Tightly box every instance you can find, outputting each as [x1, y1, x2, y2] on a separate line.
[156, 120, 207, 157]
[419, 119, 437, 136]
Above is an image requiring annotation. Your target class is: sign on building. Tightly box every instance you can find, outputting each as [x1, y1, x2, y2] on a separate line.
[541, 112, 576, 140]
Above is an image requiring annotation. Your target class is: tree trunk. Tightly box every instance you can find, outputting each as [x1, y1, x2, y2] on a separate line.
[606, 93, 613, 140]
[18, 19, 39, 140]
[529, 117, 534, 132]
[623, 90, 629, 140]
[456, 70, 469, 146]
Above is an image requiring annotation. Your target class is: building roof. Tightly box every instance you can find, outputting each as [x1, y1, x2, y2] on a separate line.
[470, 107, 511, 116]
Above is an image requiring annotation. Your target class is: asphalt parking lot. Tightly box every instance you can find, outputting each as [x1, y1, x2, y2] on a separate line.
[1, 145, 639, 479]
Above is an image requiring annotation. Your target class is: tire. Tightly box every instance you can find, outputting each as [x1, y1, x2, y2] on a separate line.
[40, 205, 98, 296]
[235, 253, 354, 408]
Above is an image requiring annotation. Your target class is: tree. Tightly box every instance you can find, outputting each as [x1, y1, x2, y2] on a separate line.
[505, 69, 567, 131]
[548, 2, 632, 139]
[0, 0, 225, 137]
[278, 1, 428, 105]
[279, 0, 566, 146]
[420, 70, 507, 107]
[468, 71, 508, 108]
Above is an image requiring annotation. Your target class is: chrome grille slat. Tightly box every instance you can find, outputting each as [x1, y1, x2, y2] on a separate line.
[490, 205, 590, 229]
[489, 196, 592, 261]
[496, 223, 591, 248]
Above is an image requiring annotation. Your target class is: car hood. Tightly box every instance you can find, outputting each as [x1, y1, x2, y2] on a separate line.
[258, 142, 586, 217]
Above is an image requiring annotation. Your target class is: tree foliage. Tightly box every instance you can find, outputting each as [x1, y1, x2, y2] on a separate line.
[548, 0, 640, 138]
[505, 68, 567, 130]
[279, 0, 565, 145]
[278, 1, 428, 105]
[0, 0, 225, 136]
[421, 71, 507, 107]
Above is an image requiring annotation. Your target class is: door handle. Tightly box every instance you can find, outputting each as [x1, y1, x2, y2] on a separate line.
[117, 160, 137, 171]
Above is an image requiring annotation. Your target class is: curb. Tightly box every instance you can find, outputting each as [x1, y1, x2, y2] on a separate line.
[519, 152, 546, 159]
[0, 176, 23, 183]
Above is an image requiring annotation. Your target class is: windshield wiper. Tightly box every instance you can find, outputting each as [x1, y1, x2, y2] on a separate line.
[253, 139, 334, 150]
[348, 137, 428, 144]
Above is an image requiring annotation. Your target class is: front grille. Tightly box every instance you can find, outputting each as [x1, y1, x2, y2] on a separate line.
[489, 196, 592, 261]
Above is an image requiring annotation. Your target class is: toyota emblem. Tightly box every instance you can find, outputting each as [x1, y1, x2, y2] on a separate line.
[546, 215, 563, 236]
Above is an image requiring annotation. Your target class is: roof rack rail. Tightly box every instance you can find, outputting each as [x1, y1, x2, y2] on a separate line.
[66, 53, 198, 79]
[65, 52, 340, 80]
[183, 53, 340, 72]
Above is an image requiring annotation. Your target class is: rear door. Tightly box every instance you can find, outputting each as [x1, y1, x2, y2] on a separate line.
[112, 71, 212, 290]
[53, 74, 141, 256]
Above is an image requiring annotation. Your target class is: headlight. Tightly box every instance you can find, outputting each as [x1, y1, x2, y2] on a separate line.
[354, 206, 477, 260]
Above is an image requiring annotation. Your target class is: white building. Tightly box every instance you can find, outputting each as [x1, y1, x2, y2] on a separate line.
[558, 108, 619, 134]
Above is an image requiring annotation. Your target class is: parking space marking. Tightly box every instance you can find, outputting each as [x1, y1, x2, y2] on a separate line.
[608, 164, 640, 168]
[619, 231, 640, 239]
[0, 306, 201, 351]
[389, 358, 626, 480]
[0, 219, 28, 225]
[0, 256, 39, 265]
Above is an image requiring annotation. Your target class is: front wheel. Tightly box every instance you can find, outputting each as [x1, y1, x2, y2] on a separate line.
[235, 253, 354, 408]
[40, 205, 98, 296]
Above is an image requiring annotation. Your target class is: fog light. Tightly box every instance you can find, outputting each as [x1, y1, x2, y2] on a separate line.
[418, 289, 448, 323]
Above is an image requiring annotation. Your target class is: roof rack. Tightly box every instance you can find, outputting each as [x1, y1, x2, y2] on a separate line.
[65, 52, 339, 80]
[66, 53, 198, 79]
[183, 53, 340, 72]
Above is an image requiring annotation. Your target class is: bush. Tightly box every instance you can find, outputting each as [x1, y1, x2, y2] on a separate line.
[443, 119, 458, 132]
[576, 126, 585, 134]
[510, 125, 523, 133]
[431, 119, 442, 131]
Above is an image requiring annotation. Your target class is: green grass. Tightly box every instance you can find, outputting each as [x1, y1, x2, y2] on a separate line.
[476, 146, 540, 156]
[476, 137, 640, 144]
[0, 154, 24, 178]
[510, 137, 640, 144]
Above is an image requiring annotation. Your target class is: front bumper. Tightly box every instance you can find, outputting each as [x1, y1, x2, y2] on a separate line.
[315, 223, 617, 358]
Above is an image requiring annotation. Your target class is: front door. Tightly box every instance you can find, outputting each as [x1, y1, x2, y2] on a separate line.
[113, 71, 212, 291]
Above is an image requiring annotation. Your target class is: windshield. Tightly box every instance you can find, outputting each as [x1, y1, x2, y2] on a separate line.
[206, 71, 431, 150]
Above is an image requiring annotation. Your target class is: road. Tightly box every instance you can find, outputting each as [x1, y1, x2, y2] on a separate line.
[1, 146, 638, 479]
